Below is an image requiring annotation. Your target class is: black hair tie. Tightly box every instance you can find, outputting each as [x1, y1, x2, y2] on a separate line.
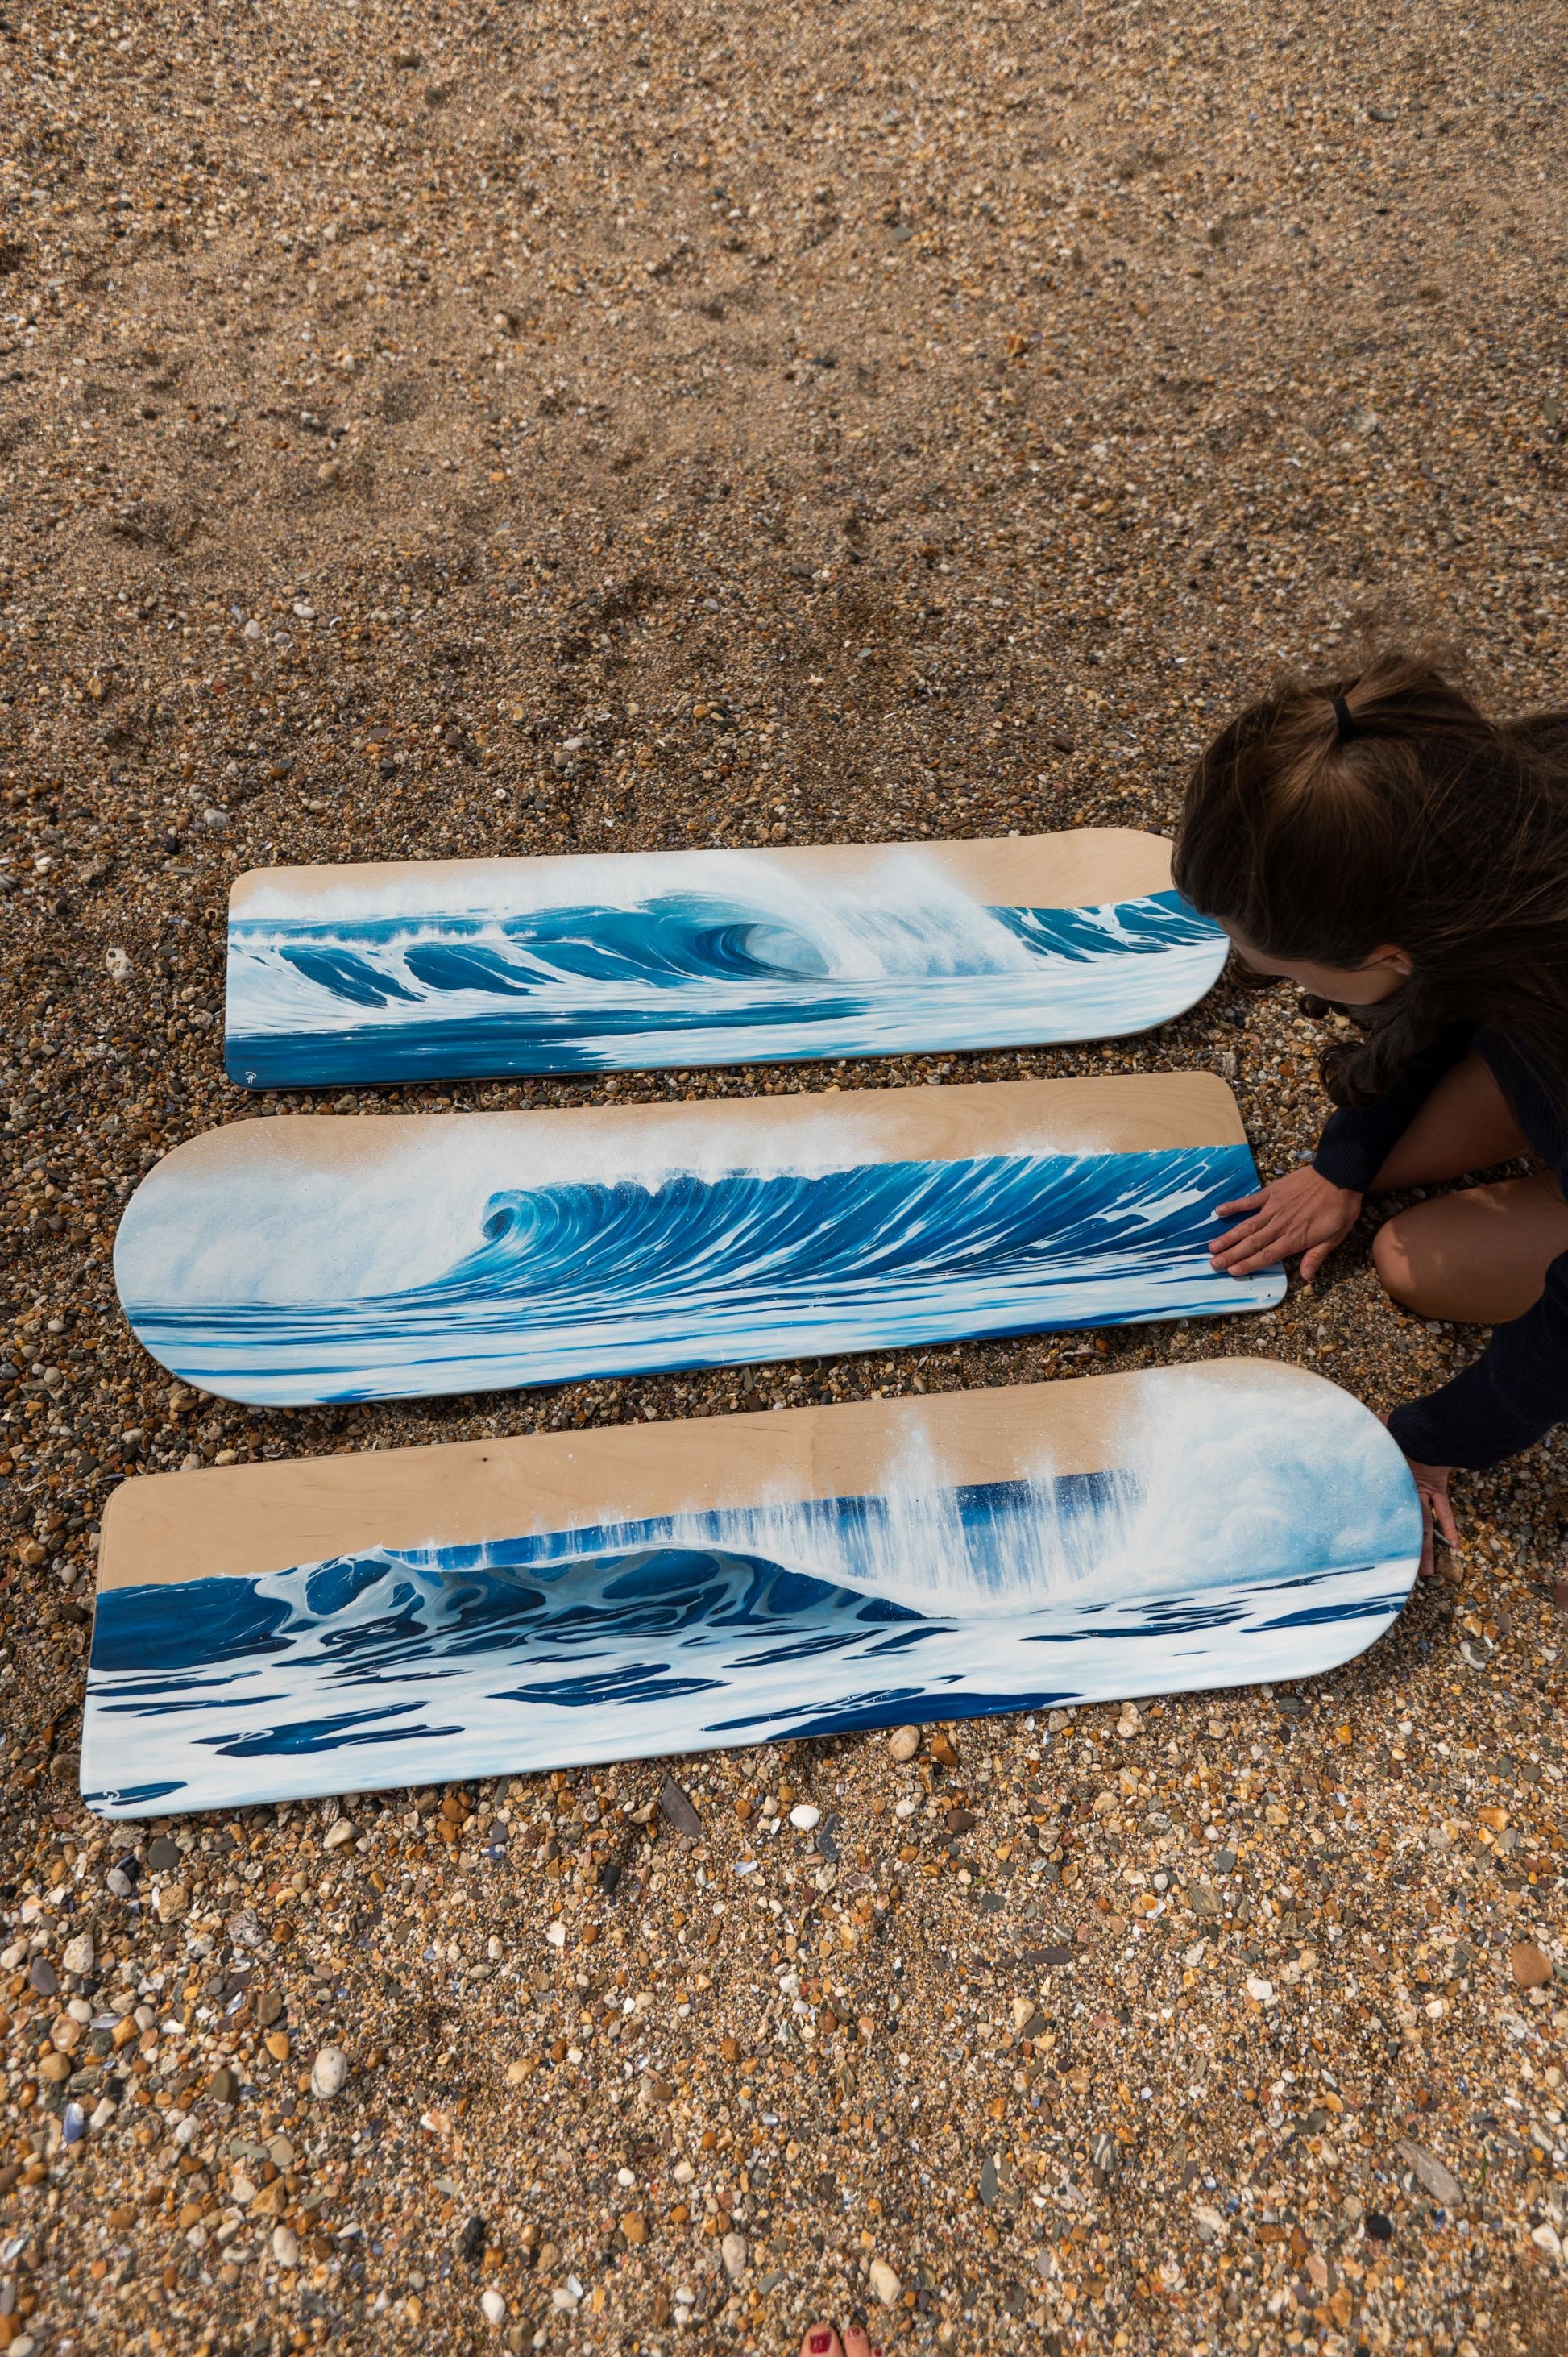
[1331, 692, 1358, 743]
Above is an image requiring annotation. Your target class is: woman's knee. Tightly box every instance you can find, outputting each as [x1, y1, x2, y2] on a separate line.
[1371, 1177, 1568, 1326]
[1371, 1211, 1427, 1310]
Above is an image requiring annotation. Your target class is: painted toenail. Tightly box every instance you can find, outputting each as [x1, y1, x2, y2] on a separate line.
[809, 2338, 832, 2354]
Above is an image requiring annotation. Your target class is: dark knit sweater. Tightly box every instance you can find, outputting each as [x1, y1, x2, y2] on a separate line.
[1313, 1024, 1568, 1468]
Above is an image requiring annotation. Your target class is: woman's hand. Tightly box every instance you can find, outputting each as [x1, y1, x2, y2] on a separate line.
[1209, 1165, 1363, 1280]
[1392, 1446, 1457, 1579]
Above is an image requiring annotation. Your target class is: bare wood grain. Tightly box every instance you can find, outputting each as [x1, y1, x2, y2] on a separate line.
[128, 1070, 1247, 1193]
[229, 828, 1175, 921]
[98, 1358, 1306, 1592]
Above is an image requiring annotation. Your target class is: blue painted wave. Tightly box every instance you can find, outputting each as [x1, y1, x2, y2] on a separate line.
[80, 1376, 1421, 1816]
[118, 1143, 1284, 1405]
[226, 886, 1226, 1085]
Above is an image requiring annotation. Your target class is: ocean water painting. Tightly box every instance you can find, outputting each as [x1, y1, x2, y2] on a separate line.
[114, 1081, 1284, 1405]
[81, 1364, 1421, 1817]
[224, 836, 1228, 1085]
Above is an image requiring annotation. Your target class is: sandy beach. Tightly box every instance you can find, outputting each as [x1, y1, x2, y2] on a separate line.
[1, 0, 1566, 2348]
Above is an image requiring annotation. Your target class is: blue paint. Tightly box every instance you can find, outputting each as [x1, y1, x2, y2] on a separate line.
[81, 1376, 1421, 1817]
[226, 882, 1226, 1085]
[117, 1141, 1282, 1405]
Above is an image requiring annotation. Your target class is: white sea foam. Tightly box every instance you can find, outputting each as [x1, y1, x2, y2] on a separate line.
[81, 1367, 1420, 1816]
[117, 1121, 1263, 1315]
[668, 1363, 1416, 1618]
[224, 857, 1228, 1086]
[233, 844, 1062, 944]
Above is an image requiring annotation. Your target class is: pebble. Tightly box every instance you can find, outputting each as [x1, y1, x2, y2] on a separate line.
[720, 2230, 747, 2279]
[60, 1932, 93, 1976]
[888, 1724, 922, 1762]
[869, 2259, 902, 2307]
[310, 2044, 348, 2099]
[1396, 2139, 1466, 2210]
[1511, 1940, 1553, 1989]
[481, 2288, 507, 2327]
[272, 2226, 300, 2268]
[788, 1803, 821, 1832]
[659, 1777, 704, 1838]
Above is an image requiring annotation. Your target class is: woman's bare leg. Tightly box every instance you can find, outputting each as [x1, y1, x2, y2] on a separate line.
[1373, 1171, 1568, 1324]
[1367, 1049, 1531, 1193]
[1358, 1048, 1563, 1322]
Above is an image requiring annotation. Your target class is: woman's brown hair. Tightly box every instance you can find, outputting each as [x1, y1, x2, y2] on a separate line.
[1172, 651, 1568, 1108]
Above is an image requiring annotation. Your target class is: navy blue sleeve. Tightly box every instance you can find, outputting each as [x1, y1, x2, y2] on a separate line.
[1312, 1021, 1475, 1195]
[1388, 1253, 1568, 1468]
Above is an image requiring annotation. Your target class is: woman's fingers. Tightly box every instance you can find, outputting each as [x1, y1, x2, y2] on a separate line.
[1211, 1206, 1288, 1252]
[1425, 1477, 1458, 1550]
[1213, 1211, 1356, 1274]
[1212, 1173, 1361, 1274]
[1209, 1223, 1266, 1263]
[1303, 1214, 1359, 1279]
[1388, 1444, 1455, 1575]
[1215, 1245, 1292, 1277]
[1211, 1215, 1296, 1271]
[1214, 1193, 1267, 1220]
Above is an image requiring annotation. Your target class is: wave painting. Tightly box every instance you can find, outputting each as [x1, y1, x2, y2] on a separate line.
[117, 1140, 1284, 1406]
[226, 861, 1227, 1086]
[81, 1371, 1421, 1816]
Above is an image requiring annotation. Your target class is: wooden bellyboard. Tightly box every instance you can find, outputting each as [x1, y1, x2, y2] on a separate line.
[81, 1360, 1421, 1817]
[114, 1072, 1284, 1405]
[224, 829, 1227, 1087]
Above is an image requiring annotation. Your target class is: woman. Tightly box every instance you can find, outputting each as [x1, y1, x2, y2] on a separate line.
[1172, 651, 1568, 1573]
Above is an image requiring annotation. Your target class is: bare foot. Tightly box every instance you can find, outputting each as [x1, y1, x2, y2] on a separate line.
[799, 2332, 844, 2357]
[845, 2328, 880, 2357]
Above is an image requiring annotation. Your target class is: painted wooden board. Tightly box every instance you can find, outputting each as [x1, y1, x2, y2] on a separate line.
[80, 1361, 1421, 1818]
[224, 831, 1227, 1087]
[114, 1073, 1284, 1406]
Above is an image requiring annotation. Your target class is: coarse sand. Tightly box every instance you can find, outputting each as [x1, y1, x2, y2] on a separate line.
[1, 0, 1566, 2350]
